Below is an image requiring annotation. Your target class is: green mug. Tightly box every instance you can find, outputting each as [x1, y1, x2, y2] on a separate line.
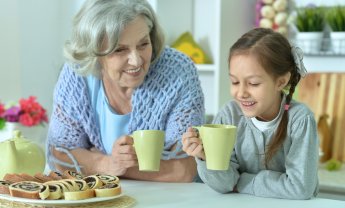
[194, 124, 237, 170]
[132, 130, 165, 171]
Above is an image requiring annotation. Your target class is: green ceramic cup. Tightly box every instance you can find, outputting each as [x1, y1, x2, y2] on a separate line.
[132, 130, 165, 171]
[194, 124, 237, 170]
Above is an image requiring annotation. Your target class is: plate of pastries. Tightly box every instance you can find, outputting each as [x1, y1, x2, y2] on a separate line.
[0, 170, 122, 205]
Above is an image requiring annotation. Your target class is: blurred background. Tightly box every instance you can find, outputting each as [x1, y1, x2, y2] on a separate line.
[1, 0, 343, 119]
[1, 0, 345, 200]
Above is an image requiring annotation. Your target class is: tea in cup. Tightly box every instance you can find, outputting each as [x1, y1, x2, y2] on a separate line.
[194, 124, 237, 170]
[132, 130, 164, 171]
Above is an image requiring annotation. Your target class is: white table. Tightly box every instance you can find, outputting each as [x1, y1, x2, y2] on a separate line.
[319, 164, 345, 193]
[121, 180, 345, 208]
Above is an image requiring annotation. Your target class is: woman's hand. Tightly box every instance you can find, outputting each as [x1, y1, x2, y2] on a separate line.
[182, 127, 206, 160]
[52, 135, 137, 176]
[99, 135, 138, 176]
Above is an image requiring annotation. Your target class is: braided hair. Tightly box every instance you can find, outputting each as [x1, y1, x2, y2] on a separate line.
[228, 28, 302, 166]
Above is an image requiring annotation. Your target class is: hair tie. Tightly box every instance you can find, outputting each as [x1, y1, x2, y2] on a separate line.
[291, 46, 307, 78]
[284, 104, 290, 111]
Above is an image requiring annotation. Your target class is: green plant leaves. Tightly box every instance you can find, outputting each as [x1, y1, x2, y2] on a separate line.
[296, 7, 325, 32]
[294, 6, 345, 31]
[325, 158, 342, 171]
[326, 6, 345, 31]
[0, 118, 5, 130]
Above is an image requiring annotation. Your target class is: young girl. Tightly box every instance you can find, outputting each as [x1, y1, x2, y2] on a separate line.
[182, 28, 319, 199]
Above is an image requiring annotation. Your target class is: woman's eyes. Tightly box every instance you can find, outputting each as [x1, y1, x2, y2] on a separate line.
[138, 42, 150, 49]
[113, 47, 127, 53]
[113, 42, 150, 53]
[114, 49, 125, 53]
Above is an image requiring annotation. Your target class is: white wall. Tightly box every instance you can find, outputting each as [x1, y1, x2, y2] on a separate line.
[0, 0, 21, 102]
[0, 0, 83, 114]
[0, 0, 84, 143]
[1, 0, 343, 118]
[295, 0, 345, 7]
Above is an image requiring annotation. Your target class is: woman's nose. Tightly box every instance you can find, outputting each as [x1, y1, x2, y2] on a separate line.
[128, 50, 143, 67]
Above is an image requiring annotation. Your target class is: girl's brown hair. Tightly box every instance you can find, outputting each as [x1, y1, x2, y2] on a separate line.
[228, 28, 301, 166]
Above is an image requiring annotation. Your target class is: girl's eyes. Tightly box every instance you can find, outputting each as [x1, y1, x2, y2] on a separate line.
[231, 82, 260, 86]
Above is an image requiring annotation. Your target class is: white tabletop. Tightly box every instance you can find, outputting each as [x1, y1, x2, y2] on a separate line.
[121, 180, 345, 208]
[319, 163, 345, 194]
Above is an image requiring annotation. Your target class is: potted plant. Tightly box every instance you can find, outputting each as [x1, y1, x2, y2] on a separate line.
[325, 6, 345, 54]
[293, 6, 325, 54]
[0, 96, 48, 147]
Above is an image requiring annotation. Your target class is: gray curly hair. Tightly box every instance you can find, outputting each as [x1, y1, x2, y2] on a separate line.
[64, 0, 165, 77]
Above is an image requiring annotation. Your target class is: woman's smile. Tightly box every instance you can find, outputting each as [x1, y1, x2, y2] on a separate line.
[124, 67, 143, 77]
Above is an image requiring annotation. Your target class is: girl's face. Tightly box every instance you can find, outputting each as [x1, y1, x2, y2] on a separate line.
[229, 54, 290, 121]
[98, 16, 153, 89]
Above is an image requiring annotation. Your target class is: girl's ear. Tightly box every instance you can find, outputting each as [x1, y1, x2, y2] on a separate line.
[277, 72, 291, 91]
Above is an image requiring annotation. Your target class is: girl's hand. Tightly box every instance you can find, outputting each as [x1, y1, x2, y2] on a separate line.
[101, 135, 138, 176]
[182, 127, 206, 160]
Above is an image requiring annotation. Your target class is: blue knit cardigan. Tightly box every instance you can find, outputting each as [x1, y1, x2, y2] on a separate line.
[46, 47, 205, 170]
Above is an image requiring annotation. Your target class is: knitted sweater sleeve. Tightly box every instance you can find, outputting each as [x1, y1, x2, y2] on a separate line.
[46, 63, 101, 170]
[163, 53, 205, 159]
[129, 48, 205, 160]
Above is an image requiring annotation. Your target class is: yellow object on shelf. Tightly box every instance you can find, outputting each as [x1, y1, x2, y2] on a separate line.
[325, 159, 342, 171]
[171, 32, 212, 64]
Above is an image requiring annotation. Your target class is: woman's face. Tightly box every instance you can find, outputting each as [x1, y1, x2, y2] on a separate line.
[229, 54, 289, 121]
[99, 16, 153, 89]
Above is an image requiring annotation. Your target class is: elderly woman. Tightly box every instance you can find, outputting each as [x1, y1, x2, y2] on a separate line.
[47, 0, 204, 182]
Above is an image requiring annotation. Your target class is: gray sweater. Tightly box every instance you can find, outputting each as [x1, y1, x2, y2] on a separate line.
[196, 99, 319, 199]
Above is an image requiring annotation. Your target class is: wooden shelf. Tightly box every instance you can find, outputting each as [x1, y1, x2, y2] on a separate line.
[304, 56, 345, 73]
[196, 64, 216, 72]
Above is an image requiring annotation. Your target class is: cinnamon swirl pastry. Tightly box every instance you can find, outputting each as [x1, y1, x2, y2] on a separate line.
[34, 173, 52, 182]
[95, 183, 121, 197]
[46, 184, 63, 200]
[95, 174, 120, 184]
[3, 173, 25, 183]
[74, 179, 88, 191]
[83, 175, 103, 189]
[9, 181, 47, 199]
[63, 170, 84, 180]
[48, 171, 64, 180]
[64, 189, 95, 200]
[0, 180, 12, 195]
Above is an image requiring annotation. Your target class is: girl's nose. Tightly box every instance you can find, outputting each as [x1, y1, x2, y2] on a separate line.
[238, 84, 249, 98]
[128, 50, 143, 67]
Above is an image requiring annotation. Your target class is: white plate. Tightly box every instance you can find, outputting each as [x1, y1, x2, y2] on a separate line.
[0, 193, 123, 206]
